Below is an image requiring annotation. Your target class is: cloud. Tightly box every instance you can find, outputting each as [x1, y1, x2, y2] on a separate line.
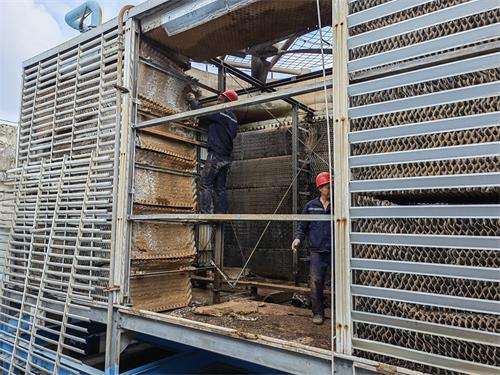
[0, 0, 68, 122]
[0, 0, 141, 123]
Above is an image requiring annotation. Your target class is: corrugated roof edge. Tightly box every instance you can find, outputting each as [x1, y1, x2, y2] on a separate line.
[22, 0, 177, 68]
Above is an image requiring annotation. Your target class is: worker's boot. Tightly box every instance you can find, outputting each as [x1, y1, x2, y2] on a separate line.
[312, 314, 324, 325]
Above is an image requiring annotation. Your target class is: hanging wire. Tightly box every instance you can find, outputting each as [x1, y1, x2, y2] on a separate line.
[207, 26, 334, 287]
[227, 127, 330, 287]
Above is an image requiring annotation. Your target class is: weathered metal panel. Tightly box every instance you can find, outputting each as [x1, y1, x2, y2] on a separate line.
[346, 0, 500, 373]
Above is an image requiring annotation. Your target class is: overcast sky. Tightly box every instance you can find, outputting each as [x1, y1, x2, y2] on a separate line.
[0, 0, 141, 123]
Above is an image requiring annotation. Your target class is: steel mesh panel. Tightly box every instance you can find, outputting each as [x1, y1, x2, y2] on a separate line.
[1, 156, 113, 374]
[227, 187, 292, 214]
[224, 120, 314, 280]
[232, 126, 292, 160]
[18, 30, 119, 166]
[227, 155, 293, 189]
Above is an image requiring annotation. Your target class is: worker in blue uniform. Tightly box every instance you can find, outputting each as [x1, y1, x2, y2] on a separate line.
[186, 90, 239, 214]
[291, 172, 333, 325]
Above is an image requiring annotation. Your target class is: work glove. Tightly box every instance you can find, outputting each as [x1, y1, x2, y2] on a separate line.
[291, 239, 301, 251]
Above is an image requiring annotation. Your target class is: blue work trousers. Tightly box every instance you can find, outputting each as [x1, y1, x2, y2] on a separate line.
[200, 152, 231, 214]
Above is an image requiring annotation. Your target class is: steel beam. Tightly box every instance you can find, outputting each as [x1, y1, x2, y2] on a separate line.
[200, 68, 332, 102]
[292, 105, 299, 285]
[212, 224, 223, 304]
[130, 213, 333, 222]
[118, 309, 331, 375]
[333, 0, 353, 358]
[209, 58, 316, 115]
[135, 81, 330, 129]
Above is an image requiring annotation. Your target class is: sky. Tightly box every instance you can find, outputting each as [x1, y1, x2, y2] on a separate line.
[0, 0, 141, 123]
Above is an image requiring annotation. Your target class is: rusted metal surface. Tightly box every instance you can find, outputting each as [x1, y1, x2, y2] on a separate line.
[142, 0, 332, 61]
[128, 38, 198, 312]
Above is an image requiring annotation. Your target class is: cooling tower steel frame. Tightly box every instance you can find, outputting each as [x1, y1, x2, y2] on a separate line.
[0, 0, 498, 374]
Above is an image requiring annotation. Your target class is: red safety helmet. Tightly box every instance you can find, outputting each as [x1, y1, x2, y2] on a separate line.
[316, 172, 333, 188]
[220, 90, 238, 102]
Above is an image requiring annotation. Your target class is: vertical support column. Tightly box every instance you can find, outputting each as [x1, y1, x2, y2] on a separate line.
[291, 105, 299, 285]
[218, 66, 226, 93]
[106, 15, 137, 375]
[212, 223, 224, 304]
[333, 0, 353, 356]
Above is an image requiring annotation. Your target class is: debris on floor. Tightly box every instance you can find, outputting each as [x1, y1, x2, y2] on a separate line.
[168, 298, 332, 350]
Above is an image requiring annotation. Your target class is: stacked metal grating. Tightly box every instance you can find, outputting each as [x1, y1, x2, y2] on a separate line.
[0, 124, 17, 280]
[224, 122, 310, 280]
[0, 27, 119, 373]
[347, 0, 499, 374]
[128, 41, 197, 312]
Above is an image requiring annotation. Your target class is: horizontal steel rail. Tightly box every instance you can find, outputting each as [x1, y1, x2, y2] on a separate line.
[350, 205, 500, 219]
[348, 1, 498, 48]
[349, 81, 500, 119]
[350, 142, 500, 167]
[352, 338, 499, 375]
[348, 23, 500, 72]
[350, 173, 500, 192]
[349, 112, 500, 143]
[134, 81, 332, 129]
[351, 232, 500, 250]
[351, 258, 500, 281]
[351, 285, 500, 315]
[349, 53, 500, 96]
[118, 308, 331, 375]
[347, 0, 434, 27]
[351, 311, 500, 347]
[130, 213, 332, 222]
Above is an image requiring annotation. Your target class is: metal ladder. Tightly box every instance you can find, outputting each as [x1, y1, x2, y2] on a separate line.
[7, 161, 47, 373]
[53, 152, 97, 374]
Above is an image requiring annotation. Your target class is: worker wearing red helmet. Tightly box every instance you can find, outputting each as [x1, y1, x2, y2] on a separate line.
[291, 172, 333, 325]
[186, 90, 239, 213]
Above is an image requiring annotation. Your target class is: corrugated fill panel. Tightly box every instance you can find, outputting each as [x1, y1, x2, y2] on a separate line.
[347, 1, 500, 373]
[129, 40, 198, 312]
